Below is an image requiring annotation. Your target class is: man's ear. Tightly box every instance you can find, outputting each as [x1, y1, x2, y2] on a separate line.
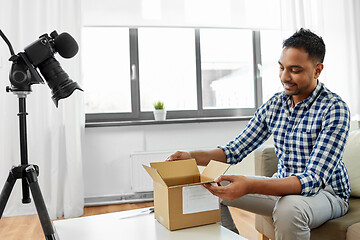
[314, 63, 324, 79]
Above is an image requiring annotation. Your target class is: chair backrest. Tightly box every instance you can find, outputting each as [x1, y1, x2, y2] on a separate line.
[254, 145, 278, 177]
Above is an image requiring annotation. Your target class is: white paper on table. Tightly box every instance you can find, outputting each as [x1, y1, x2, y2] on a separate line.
[182, 183, 219, 215]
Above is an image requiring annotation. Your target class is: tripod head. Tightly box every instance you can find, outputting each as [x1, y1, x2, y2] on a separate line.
[0, 29, 83, 106]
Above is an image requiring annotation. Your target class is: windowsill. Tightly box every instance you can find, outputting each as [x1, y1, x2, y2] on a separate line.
[85, 116, 252, 128]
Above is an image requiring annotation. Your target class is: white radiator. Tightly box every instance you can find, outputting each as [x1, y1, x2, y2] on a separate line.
[130, 151, 174, 192]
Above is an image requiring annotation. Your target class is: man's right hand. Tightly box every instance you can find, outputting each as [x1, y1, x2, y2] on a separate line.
[166, 149, 226, 166]
[166, 151, 192, 161]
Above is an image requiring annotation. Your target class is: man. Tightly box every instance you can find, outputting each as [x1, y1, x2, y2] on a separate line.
[167, 28, 350, 239]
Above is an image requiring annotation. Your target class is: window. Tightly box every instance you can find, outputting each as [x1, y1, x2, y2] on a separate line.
[83, 27, 272, 123]
[200, 29, 254, 109]
[260, 30, 283, 102]
[82, 27, 131, 113]
[138, 28, 197, 111]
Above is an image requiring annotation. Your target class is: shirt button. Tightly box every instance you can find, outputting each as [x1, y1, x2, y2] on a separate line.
[285, 151, 290, 154]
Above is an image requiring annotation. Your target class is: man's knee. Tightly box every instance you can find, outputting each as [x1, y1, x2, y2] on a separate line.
[273, 195, 310, 231]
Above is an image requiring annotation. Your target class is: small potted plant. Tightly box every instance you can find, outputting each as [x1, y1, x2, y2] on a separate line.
[153, 101, 166, 121]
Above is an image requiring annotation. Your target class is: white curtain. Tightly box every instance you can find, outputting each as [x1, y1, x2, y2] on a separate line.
[0, 0, 84, 219]
[280, 0, 360, 118]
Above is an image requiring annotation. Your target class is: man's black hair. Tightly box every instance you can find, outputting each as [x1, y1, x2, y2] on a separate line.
[283, 28, 326, 63]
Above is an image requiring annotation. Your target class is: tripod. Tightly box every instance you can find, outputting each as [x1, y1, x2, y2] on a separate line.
[0, 91, 57, 240]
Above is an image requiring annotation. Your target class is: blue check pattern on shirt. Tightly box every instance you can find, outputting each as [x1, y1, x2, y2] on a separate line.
[220, 82, 351, 200]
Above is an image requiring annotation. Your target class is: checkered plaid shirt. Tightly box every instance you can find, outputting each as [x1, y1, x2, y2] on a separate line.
[220, 82, 351, 200]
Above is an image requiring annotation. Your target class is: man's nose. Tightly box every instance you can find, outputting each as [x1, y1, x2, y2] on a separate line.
[280, 69, 291, 82]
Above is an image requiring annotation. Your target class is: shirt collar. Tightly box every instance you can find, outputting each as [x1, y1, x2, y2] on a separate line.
[281, 80, 323, 110]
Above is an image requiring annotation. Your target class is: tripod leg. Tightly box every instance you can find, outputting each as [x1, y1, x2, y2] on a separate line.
[21, 178, 31, 204]
[25, 165, 57, 240]
[0, 171, 16, 219]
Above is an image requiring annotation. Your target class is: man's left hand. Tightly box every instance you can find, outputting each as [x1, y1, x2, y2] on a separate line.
[203, 175, 249, 201]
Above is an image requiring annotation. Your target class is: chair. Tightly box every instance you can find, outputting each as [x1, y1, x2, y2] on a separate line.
[254, 145, 360, 240]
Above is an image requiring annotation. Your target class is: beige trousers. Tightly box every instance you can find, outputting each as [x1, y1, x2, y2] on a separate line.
[220, 176, 348, 240]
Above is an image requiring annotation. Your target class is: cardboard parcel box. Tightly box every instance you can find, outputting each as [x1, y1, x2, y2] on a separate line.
[143, 159, 230, 230]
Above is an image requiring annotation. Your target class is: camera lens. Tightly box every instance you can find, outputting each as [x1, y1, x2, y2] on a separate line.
[37, 57, 83, 107]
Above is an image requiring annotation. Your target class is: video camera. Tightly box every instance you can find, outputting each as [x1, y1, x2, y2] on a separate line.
[5, 30, 82, 106]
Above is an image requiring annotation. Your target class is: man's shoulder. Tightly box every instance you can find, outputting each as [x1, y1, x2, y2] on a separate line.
[265, 91, 284, 105]
[315, 86, 350, 124]
[318, 85, 349, 108]
[256, 92, 285, 118]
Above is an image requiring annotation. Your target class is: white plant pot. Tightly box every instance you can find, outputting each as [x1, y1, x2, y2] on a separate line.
[153, 109, 167, 121]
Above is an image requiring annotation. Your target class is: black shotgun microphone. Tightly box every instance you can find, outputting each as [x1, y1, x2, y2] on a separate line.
[53, 32, 79, 59]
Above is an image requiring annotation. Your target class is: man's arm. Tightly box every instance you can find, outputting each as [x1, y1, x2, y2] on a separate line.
[167, 148, 226, 166]
[203, 175, 302, 201]
[167, 96, 275, 166]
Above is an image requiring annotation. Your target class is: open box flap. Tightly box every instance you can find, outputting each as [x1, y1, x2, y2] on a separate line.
[150, 159, 200, 187]
[168, 180, 214, 189]
[200, 160, 230, 182]
[143, 165, 167, 186]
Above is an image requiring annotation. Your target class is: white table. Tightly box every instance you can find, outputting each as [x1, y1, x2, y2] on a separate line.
[53, 207, 246, 240]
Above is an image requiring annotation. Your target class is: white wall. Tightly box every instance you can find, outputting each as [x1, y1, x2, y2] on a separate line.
[82, 0, 280, 29]
[83, 120, 260, 199]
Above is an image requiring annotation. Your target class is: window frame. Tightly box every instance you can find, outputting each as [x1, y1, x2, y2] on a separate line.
[85, 27, 263, 123]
